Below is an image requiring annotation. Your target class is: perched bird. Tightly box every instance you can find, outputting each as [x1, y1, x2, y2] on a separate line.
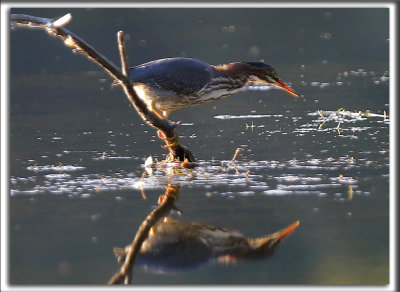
[129, 57, 298, 118]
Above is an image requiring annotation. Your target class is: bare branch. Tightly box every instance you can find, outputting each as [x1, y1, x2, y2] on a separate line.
[117, 31, 129, 77]
[52, 13, 72, 28]
[10, 13, 196, 162]
[11, 14, 123, 87]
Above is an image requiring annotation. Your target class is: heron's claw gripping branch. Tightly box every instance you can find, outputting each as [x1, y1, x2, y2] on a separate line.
[157, 130, 179, 149]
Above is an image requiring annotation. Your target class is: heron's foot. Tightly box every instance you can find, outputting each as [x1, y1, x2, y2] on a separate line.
[157, 130, 179, 149]
[157, 130, 197, 164]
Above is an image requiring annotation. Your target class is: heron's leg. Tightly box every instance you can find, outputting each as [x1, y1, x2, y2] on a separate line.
[162, 110, 170, 118]
[149, 100, 167, 119]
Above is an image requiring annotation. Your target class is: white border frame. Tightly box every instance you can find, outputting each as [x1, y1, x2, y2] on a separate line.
[1, 2, 397, 292]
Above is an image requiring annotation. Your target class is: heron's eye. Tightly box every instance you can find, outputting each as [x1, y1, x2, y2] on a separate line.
[271, 71, 279, 80]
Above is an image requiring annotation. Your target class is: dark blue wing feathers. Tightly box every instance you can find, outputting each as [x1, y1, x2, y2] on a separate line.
[129, 58, 214, 95]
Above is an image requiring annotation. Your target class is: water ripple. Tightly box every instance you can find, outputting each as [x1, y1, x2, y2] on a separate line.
[11, 155, 385, 199]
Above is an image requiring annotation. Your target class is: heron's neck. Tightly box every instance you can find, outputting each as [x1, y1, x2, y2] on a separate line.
[211, 62, 253, 89]
[196, 63, 252, 100]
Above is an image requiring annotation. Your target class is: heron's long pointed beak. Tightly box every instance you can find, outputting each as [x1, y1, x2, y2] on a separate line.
[277, 220, 300, 241]
[275, 80, 299, 98]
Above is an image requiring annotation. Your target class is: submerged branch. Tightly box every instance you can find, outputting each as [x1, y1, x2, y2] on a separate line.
[10, 13, 196, 162]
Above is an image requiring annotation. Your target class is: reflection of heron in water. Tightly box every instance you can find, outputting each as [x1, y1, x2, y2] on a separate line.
[113, 217, 299, 273]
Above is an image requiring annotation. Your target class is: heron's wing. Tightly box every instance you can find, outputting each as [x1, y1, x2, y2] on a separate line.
[129, 58, 214, 95]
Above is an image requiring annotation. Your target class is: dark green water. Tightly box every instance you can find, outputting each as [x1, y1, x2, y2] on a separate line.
[8, 7, 390, 286]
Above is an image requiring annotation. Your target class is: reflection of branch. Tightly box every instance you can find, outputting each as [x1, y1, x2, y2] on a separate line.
[10, 13, 196, 162]
[108, 184, 180, 284]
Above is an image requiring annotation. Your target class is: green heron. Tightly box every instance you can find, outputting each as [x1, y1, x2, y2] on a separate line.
[130, 57, 298, 119]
